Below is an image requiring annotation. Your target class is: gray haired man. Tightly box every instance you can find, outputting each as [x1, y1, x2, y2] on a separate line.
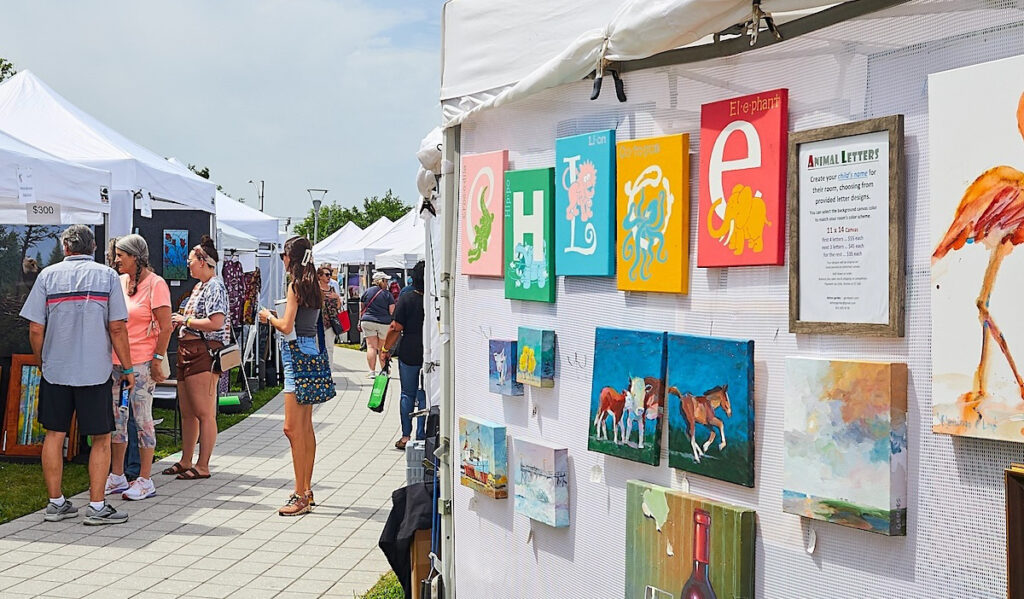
[20, 225, 135, 525]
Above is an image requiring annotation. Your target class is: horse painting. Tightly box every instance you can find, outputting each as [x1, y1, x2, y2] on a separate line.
[593, 385, 628, 444]
[622, 376, 665, 449]
[669, 385, 732, 463]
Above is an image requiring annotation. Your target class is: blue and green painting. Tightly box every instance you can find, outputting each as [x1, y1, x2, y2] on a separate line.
[666, 334, 755, 487]
[516, 327, 555, 388]
[488, 339, 523, 396]
[588, 327, 666, 466]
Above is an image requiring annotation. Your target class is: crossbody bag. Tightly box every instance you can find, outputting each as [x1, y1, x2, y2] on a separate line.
[357, 288, 385, 332]
[187, 280, 241, 374]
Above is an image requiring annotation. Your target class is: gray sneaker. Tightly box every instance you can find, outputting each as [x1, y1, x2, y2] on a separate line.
[43, 500, 78, 522]
[83, 503, 128, 526]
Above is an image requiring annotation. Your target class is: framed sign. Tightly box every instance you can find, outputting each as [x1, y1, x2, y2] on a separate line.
[1, 355, 77, 459]
[788, 115, 905, 336]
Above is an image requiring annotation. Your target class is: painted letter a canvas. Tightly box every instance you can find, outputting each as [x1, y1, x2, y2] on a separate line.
[783, 358, 908, 535]
[588, 327, 666, 466]
[555, 129, 615, 276]
[930, 55, 1024, 443]
[616, 134, 689, 293]
[666, 334, 755, 487]
[504, 168, 555, 302]
[460, 151, 507, 276]
[698, 89, 787, 267]
[626, 480, 756, 599]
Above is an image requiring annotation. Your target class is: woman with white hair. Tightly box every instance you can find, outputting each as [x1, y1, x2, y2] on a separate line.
[103, 234, 172, 501]
[359, 271, 395, 378]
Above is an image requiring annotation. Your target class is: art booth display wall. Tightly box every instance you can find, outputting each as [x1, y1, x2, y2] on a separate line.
[449, 4, 1024, 597]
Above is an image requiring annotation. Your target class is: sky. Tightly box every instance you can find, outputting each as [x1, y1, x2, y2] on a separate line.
[0, 0, 443, 225]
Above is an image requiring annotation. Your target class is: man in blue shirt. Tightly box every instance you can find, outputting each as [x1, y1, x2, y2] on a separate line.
[20, 225, 135, 525]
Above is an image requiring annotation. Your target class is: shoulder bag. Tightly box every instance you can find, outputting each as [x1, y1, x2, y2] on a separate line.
[357, 288, 385, 333]
[195, 282, 241, 374]
[289, 324, 336, 405]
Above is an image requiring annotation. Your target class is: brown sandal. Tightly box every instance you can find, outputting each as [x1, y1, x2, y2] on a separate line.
[161, 462, 187, 476]
[176, 467, 211, 480]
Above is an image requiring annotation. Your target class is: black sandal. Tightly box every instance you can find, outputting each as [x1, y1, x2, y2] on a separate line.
[176, 467, 211, 480]
[161, 462, 187, 476]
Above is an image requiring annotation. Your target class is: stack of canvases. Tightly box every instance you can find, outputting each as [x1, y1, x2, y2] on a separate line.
[458, 55, 1024, 595]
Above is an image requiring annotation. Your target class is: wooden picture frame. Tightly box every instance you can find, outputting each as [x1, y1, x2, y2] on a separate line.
[788, 115, 906, 336]
[1, 355, 77, 459]
[1007, 468, 1024, 599]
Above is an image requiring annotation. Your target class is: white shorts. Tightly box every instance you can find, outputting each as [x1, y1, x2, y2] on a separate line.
[361, 320, 390, 340]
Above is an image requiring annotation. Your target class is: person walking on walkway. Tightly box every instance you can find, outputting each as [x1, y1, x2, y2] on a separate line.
[318, 264, 342, 357]
[104, 235, 171, 501]
[165, 235, 230, 481]
[359, 271, 394, 378]
[20, 225, 134, 525]
[260, 237, 335, 516]
[382, 261, 426, 450]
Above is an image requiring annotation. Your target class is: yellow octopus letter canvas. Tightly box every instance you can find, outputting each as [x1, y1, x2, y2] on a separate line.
[616, 134, 690, 294]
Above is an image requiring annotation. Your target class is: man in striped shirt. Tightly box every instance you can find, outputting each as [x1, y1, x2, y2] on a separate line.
[20, 225, 135, 525]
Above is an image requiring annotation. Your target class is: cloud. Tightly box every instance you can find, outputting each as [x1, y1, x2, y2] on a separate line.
[0, 0, 441, 221]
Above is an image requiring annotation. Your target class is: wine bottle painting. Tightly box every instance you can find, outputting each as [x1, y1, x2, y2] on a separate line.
[625, 480, 756, 599]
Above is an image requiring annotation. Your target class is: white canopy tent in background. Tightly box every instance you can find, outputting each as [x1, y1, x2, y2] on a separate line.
[0, 71, 216, 236]
[217, 222, 259, 253]
[313, 216, 393, 265]
[0, 128, 111, 224]
[374, 235, 425, 270]
[441, 0, 843, 126]
[213, 190, 281, 245]
[332, 210, 420, 266]
[312, 221, 362, 261]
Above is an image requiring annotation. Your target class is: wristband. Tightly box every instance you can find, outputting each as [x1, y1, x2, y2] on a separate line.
[185, 317, 192, 328]
[153, 353, 164, 361]
[122, 367, 135, 375]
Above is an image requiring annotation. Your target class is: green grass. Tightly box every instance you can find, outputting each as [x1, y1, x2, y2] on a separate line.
[0, 384, 282, 524]
[337, 343, 362, 351]
[360, 572, 403, 599]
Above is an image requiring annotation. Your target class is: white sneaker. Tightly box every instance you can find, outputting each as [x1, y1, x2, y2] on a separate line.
[121, 477, 156, 501]
[104, 473, 129, 495]
[367, 371, 377, 379]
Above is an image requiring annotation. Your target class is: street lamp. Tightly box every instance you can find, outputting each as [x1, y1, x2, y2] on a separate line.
[248, 179, 265, 212]
[307, 188, 328, 243]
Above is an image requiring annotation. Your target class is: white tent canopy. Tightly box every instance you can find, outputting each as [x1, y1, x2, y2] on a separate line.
[214, 191, 281, 245]
[312, 221, 362, 261]
[441, 0, 840, 125]
[0, 128, 110, 213]
[314, 216, 394, 265]
[0, 71, 216, 230]
[374, 229, 425, 269]
[218, 222, 260, 252]
[334, 210, 420, 265]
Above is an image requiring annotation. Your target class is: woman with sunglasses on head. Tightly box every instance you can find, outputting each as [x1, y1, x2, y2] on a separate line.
[260, 237, 332, 516]
[317, 264, 342, 359]
[165, 235, 230, 481]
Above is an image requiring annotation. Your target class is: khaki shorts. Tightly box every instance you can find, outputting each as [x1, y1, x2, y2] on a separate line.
[360, 320, 390, 340]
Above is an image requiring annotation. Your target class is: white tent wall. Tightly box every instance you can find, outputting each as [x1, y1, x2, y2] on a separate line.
[446, 2, 1023, 597]
[0, 129, 110, 212]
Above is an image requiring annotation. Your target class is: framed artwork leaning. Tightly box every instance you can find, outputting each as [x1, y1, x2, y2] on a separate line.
[1, 354, 77, 459]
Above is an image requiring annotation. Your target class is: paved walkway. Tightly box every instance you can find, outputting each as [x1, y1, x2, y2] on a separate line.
[0, 349, 407, 599]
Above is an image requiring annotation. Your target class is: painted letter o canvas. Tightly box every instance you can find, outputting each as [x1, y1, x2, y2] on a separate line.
[616, 134, 689, 294]
[460, 151, 507, 277]
[505, 168, 555, 302]
[588, 327, 666, 466]
[666, 334, 755, 487]
[783, 358, 908, 535]
[555, 129, 616, 276]
[626, 480, 756, 599]
[930, 55, 1024, 443]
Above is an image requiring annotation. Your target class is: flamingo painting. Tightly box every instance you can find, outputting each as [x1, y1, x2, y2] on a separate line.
[932, 90, 1024, 432]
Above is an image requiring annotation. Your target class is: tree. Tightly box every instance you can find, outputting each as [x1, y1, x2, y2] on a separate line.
[0, 58, 15, 84]
[295, 189, 411, 242]
[187, 163, 232, 197]
[47, 239, 64, 267]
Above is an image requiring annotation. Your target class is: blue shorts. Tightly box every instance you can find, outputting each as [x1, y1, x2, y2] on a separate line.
[282, 336, 321, 394]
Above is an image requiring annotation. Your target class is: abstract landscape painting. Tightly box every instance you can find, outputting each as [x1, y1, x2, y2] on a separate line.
[504, 168, 555, 302]
[516, 327, 555, 388]
[459, 416, 508, 499]
[625, 480, 756, 599]
[930, 55, 1024, 443]
[555, 129, 616, 276]
[488, 339, 523, 396]
[666, 334, 755, 487]
[588, 327, 666, 466]
[513, 436, 569, 528]
[163, 229, 188, 280]
[783, 358, 908, 535]
[460, 150, 508, 277]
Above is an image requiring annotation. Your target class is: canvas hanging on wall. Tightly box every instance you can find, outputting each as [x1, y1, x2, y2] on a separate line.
[555, 129, 616, 276]
[666, 334, 755, 487]
[588, 327, 666, 466]
[616, 134, 689, 294]
[513, 436, 569, 527]
[460, 150, 508, 277]
[783, 358, 908, 535]
[625, 480, 756, 599]
[930, 55, 1024, 443]
[516, 327, 555, 388]
[459, 415, 508, 499]
[488, 339, 523, 396]
[698, 89, 788, 267]
[504, 168, 555, 302]
[163, 229, 189, 281]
